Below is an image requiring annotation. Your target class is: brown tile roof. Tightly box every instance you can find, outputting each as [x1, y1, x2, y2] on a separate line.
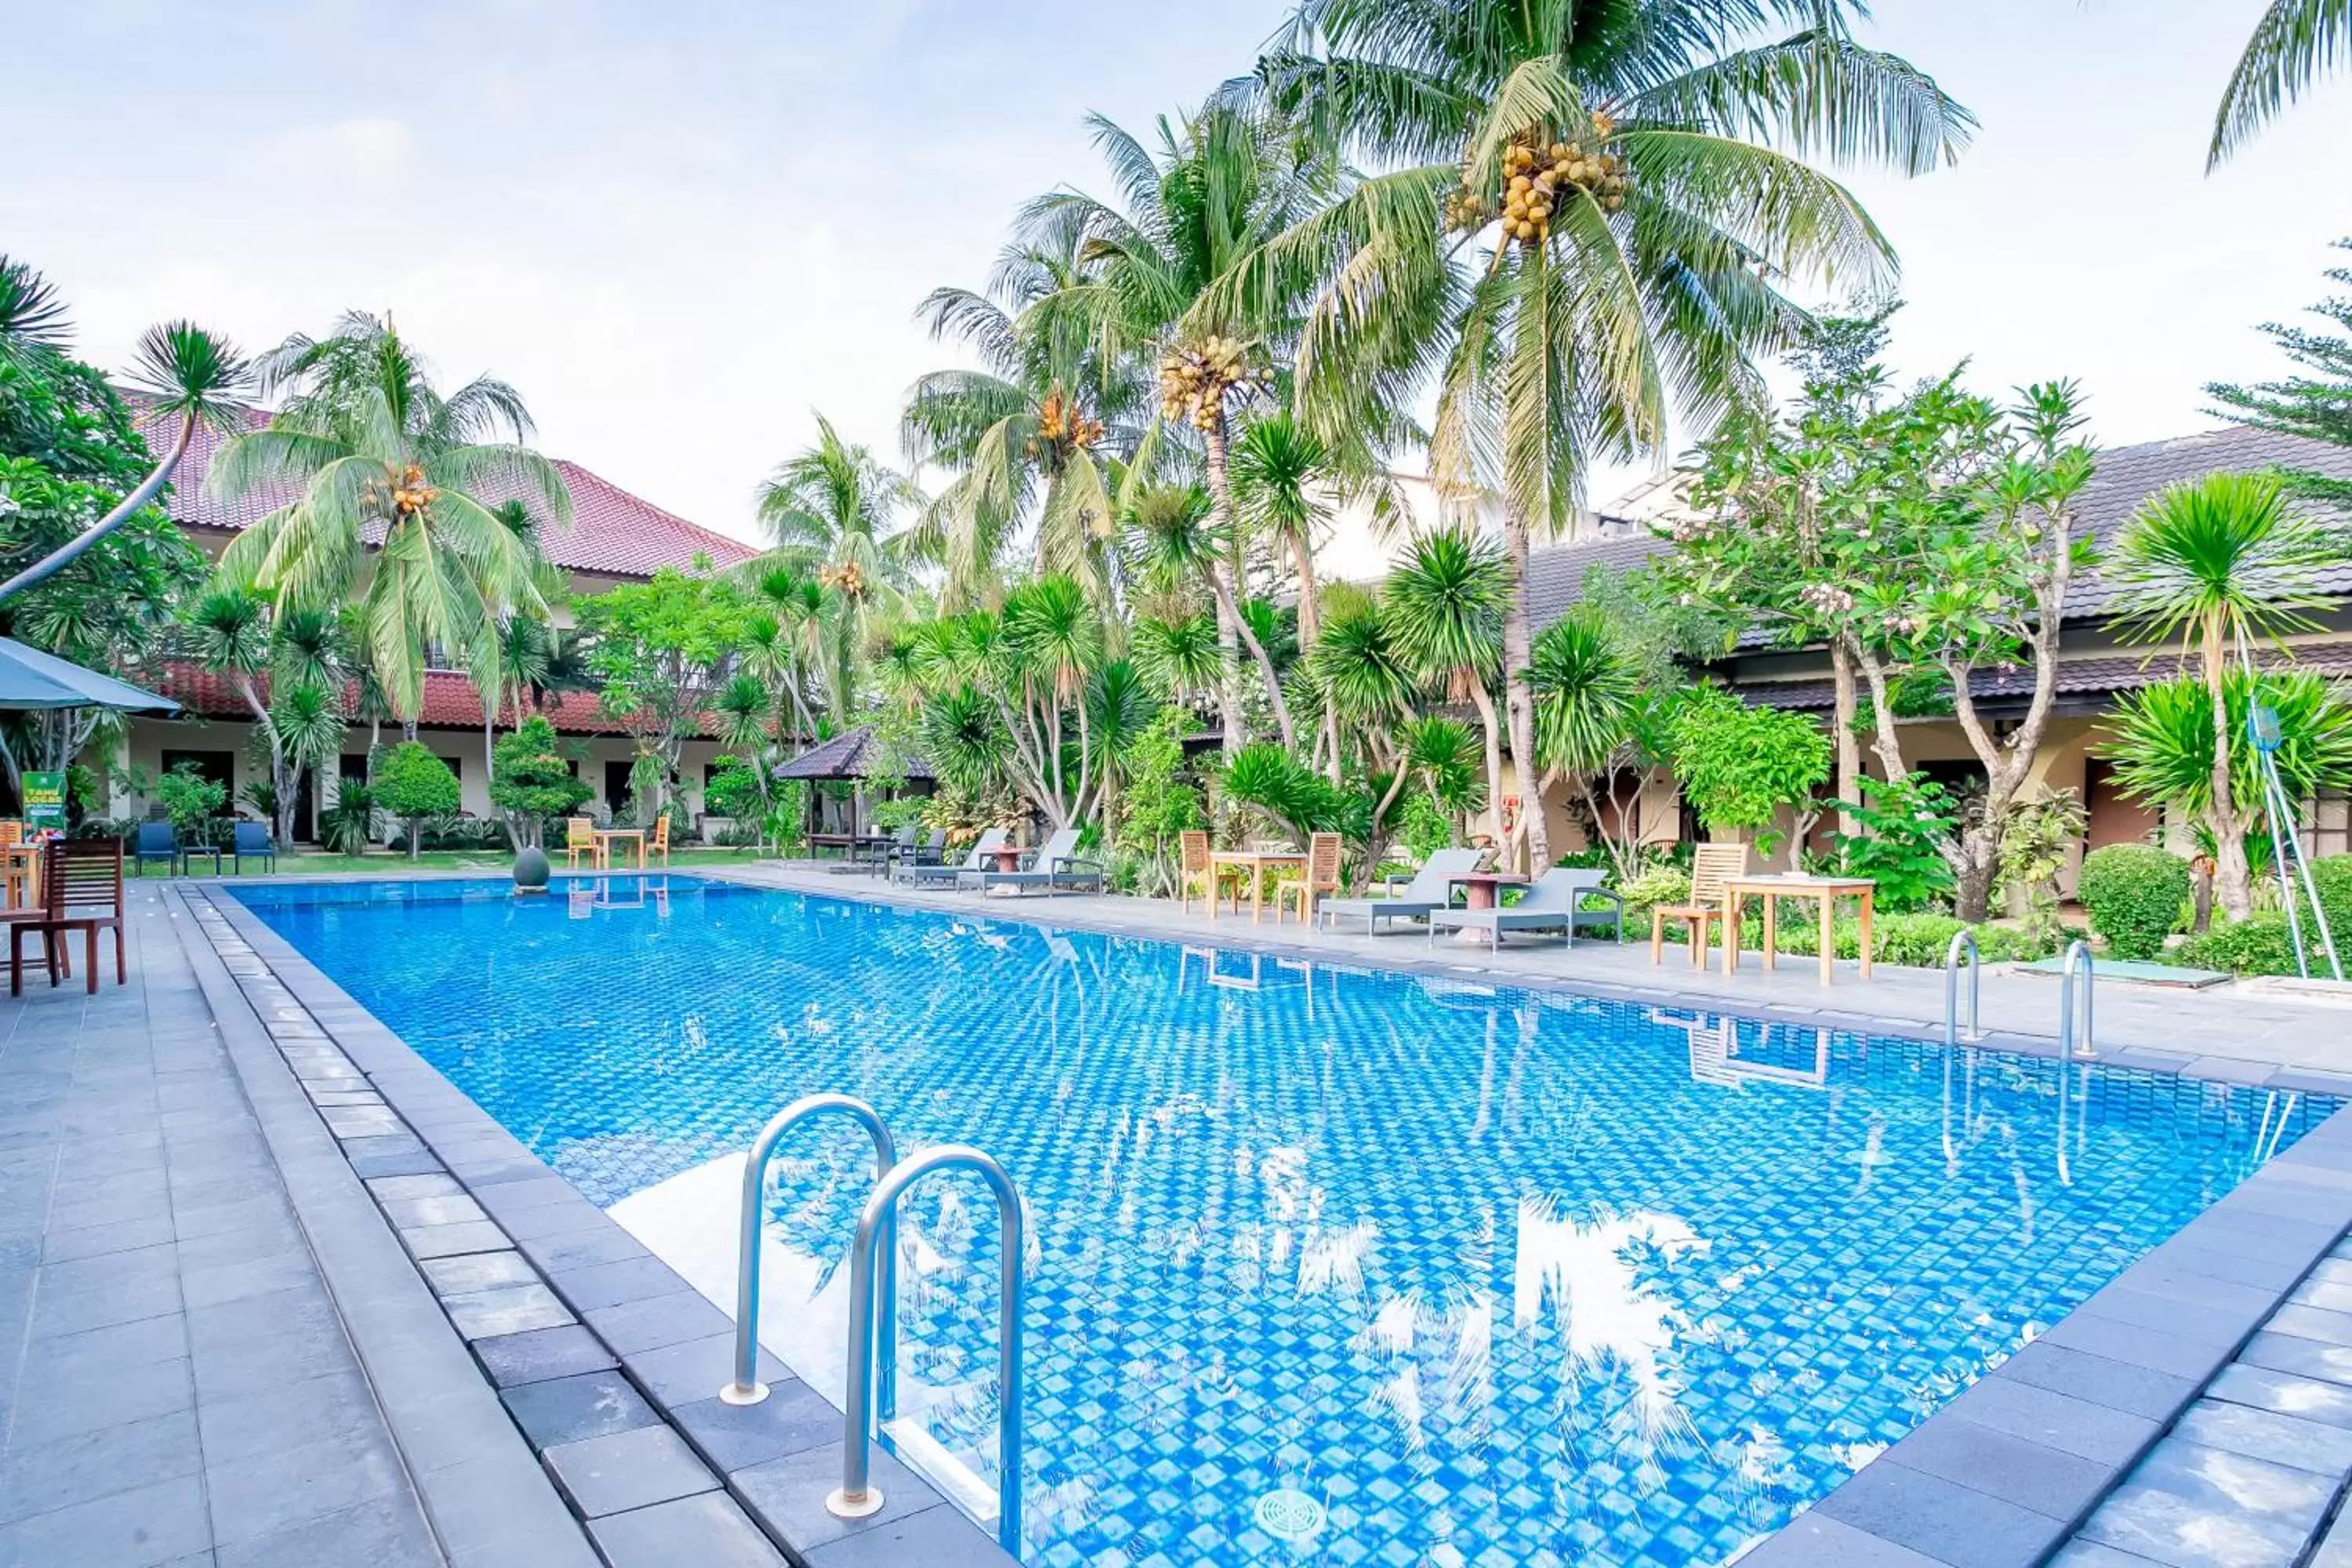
[771, 725, 933, 781]
[148, 662, 713, 739]
[130, 399, 755, 579]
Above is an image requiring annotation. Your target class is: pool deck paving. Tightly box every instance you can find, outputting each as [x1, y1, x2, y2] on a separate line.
[13, 860, 2352, 1568]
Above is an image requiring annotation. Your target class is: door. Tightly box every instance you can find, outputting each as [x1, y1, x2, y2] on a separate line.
[605, 760, 634, 818]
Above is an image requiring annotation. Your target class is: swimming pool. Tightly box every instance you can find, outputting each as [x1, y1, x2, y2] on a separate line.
[232, 875, 2331, 1567]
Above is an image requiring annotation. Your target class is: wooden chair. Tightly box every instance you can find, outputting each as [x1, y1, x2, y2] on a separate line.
[647, 813, 670, 867]
[1651, 843, 1749, 970]
[564, 816, 605, 871]
[0, 822, 27, 909]
[1178, 830, 1242, 913]
[1276, 832, 1345, 924]
[9, 839, 125, 996]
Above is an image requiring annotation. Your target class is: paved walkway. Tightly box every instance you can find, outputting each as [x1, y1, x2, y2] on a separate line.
[717, 861, 2352, 1080]
[0, 885, 438, 1567]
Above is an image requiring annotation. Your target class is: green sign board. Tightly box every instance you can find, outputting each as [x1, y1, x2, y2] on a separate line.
[21, 771, 64, 832]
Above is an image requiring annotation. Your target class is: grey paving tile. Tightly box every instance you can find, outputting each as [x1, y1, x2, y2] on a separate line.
[804, 1503, 1014, 1568]
[545, 1254, 688, 1312]
[499, 1370, 660, 1449]
[2169, 1396, 2352, 1479]
[446, 1523, 601, 1568]
[381, 1193, 488, 1229]
[2315, 1508, 2352, 1568]
[0, 1473, 209, 1568]
[2045, 1544, 2169, 1567]
[2076, 1439, 2332, 1568]
[731, 1441, 941, 1555]
[472, 1324, 619, 1388]
[362, 1174, 463, 1201]
[1812, 1446, 2069, 1566]
[2208, 1363, 2352, 1430]
[169, 1195, 289, 1242]
[1732, 1512, 1948, 1566]
[579, 1289, 731, 1356]
[670, 1382, 839, 1473]
[194, 1367, 380, 1465]
[407, 1450, 578, 1558]
[0, 1409, 201, 1526]
[1995, 1342, 2204, 1422]
[420, 1250, 538, 1296]
[398, 1220, 509, 1261]
[441, 1283, 575, 1340]
[517, 1225, 648, 1273]
[2041, 1313, 2240, 1383]
[22, 1312, 190, 1385]
[1880, 1408, 2118, 1522]
[29, 1274, 181, 1339]
[2241, 1330, 2352, 1388]
[212, 1494, 433, 1568]
[542, 1424, 717, 1518]
[344, 1146, 447, 1180]
[204, 1425, 408, 1548]
[2267, 1302, 2352, 1348]
[584, 1493, 785, 1568]
[619, 1331, 786, 1407]
[42, 1213, 176, 1263]
[180, 1250, 314, 1310]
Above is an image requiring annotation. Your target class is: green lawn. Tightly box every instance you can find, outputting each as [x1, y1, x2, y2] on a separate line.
[140, 845, 771, 878]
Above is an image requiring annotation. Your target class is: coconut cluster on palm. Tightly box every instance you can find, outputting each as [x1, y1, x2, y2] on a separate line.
[1445, 117, 1632, 244]
[1026, 387, 1105, 467]
[1159, 336, 1251, 432]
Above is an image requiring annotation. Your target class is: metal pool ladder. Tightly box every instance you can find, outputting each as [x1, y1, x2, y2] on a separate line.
[721, 1094, 898, 1406]
[2058, 938, 2095, 1062]
[826, 1144, 1027, 1552]
[1944, 929, 1983, 1047]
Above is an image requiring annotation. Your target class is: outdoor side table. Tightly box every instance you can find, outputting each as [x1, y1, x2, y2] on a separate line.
[1450, 872, 1529, 944]
[1719, 874, 1877, 984]
[1208, 849, 1305, 924]
[595, 829, 648, 870]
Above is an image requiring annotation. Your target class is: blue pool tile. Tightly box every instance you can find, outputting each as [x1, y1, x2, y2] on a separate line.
[232, 877, 2340, 1568]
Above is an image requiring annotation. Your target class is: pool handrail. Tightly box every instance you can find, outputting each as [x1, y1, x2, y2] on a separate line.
[720, 1094, 898, 1406]
[826, 1143, 1025, 1551]
[1943, 928, 1981, 1047]
[2058, 938, 2095, 1062]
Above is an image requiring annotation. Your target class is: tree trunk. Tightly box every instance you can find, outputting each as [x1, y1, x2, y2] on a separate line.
[2205, 631, 2254, 919]
[1830, 642, 1861, 838]
[273, 758, 297, 849]
[1500, 499, 1546, 874]
[1954, 818, 2001, 922]
[1466, 680, 1507, 852]
[1202, 416, 1247, 758]
[1856, 648, 1907, 782]
[0, 414, 194, 608]
[1203, 561, 1294, 751]
[1289, 526, 1322, 652]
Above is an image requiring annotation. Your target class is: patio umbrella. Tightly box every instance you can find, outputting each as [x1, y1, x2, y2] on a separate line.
[0, 637, 180, 715]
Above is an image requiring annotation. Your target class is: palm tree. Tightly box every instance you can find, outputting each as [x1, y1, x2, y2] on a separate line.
[2107, 472, 2344, 918]
[211, 312, 568, 726]
[185, 584, 346, 847]
[1126, 482, 1295, 748]
[0, 315, 251, 606]
[1382, 526, 1508, 841]
[1525, 607, 1651, 877]
[2212, 0, 2351, 167]
[1248, 0, 1969, 869]
[753, 415, 916, 722]
[1023, 103, 1343, 753]
[902, 226, 1141, 606]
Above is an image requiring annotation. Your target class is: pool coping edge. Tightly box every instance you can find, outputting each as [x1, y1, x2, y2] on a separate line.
[203, 871, 2352, 1568]
[188, 883, 1019, 1568]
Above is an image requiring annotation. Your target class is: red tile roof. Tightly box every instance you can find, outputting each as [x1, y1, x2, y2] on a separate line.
[147, 663, 717, 739]
[129, 399, 756, 579]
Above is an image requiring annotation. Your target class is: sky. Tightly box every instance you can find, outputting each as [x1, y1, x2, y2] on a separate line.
[11, 0, 2352, 552]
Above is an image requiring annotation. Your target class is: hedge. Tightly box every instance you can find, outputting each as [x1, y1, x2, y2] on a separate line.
[2077, 845, 2190, 960]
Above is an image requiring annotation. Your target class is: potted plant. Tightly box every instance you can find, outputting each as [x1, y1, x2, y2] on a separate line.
[489, 717, 592, 891]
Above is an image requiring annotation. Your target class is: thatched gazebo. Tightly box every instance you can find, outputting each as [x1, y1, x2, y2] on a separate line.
[771, 727, 932, 851]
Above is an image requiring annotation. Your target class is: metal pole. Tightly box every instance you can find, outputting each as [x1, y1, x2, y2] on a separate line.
[721, 1095, 897, 1406]
[828, 1145, 1027, 1553]
[2058, 938, 2094, 1062]
[1944, 928, 1980, 1047]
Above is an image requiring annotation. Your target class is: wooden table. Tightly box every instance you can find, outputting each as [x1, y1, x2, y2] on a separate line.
[1208, 849, 1305, 924]
[1720, 874, 1877, 984]
[594, 829, 647, 870]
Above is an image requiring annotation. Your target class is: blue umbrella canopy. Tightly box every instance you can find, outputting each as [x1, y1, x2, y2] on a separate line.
[0, 637, 179, 714]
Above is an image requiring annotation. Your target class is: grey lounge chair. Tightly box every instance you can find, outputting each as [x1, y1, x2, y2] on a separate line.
[894, 828, 1007, 886]
[1428, 867, 1624, 948]
[962, 827, 1102, 895]
[1316, 848, 1486, 934]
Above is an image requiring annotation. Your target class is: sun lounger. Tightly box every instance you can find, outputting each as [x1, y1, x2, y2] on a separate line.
[1316, 848, 1486, 934]
[893, 828, 1006, 886]
[960, 826, 1102, 894]
[1428, 867, 1624, 948]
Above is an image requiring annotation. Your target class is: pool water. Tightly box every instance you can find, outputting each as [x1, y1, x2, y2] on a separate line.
[232, 876, 2332, 1568]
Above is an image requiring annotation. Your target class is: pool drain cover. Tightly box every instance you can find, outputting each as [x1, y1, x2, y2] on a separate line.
[1254, 1489, 1326, 1542]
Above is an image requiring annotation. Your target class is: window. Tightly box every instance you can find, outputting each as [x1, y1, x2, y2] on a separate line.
[439, 756, 463, 781]
[160, 750, 234, 793]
